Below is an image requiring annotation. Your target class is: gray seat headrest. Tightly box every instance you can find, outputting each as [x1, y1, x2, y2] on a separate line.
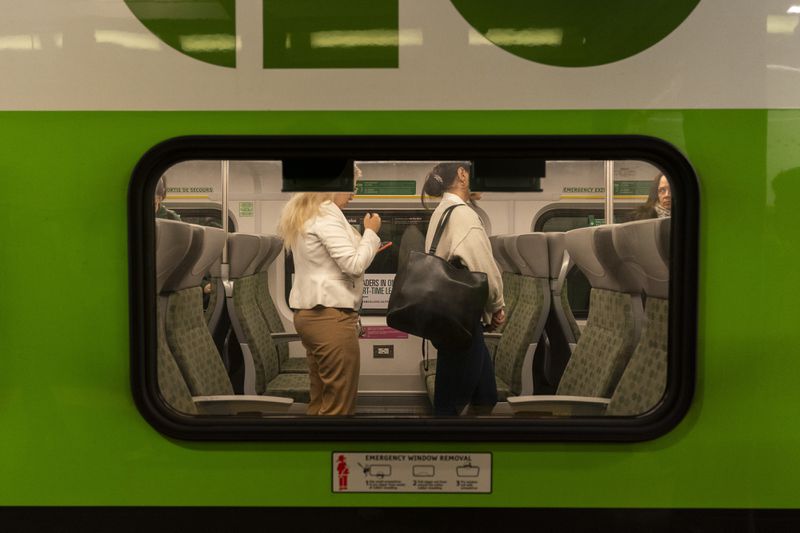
[564, 226, 604, 287]
[162, 225, 204, 293]
[256, 235, 284, 273]
[511, 233, 549, 279]
[565, 225, 641, 293]
[498, 235, 522, 274]
[593, 225, 641, 294]
[228, 233, 262, 279]
[490, 235, 515, 273]
[156, 219, 193, 294]
[545, 232, 566, 281]
[612, 219, 670, 299]
[209, 256, 222, 278]
[168, 225, 226, 291]
[656, 217, 670, 264]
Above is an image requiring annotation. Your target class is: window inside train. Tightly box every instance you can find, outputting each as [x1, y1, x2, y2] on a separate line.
[131, 137, 697, 441]
[533, 205, 637, 319]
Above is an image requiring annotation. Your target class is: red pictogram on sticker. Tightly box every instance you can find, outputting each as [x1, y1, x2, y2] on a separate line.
[337, 455, 349, 490]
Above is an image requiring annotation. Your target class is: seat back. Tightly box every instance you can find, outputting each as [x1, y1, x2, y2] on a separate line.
[493, 233, 551, 397]
[227, 233, 281, 395]
[155, 219, 197, 414]
[556, 225, 643, 398]
[255, 236, 289, 363]
[204, 256, 224, 326]
[606, 218, 670, 415]
[163, 225, 233, 396]
[489, 235, 520, 334]
[546, 232, 581, 344]
[532, 232, 580, 394]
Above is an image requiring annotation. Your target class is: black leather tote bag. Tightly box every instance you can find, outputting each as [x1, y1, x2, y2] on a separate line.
[387, 204, 488, 352]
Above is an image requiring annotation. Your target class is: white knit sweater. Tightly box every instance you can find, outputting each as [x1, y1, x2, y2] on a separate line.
[424, 193, 505, 324]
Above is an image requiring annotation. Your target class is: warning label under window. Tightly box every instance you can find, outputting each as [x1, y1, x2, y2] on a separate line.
[332, 452, 491, 493]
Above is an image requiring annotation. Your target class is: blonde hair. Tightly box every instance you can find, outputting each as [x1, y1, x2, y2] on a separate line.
[277, 193, 336, 250]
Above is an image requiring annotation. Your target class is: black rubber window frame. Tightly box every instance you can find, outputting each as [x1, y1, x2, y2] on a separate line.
[129, 135, 698, 442]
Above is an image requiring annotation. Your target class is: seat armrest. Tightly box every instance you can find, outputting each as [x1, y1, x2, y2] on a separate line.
[483, 332, 502, 348]
[270, 332, 302, 345]
[507, 395, 610, 416]
[193, 395, 293, 415]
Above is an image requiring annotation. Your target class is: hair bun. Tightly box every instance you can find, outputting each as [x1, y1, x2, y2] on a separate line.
[424, 172, 445, 197]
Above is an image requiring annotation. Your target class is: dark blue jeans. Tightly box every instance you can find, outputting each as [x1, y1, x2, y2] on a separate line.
[433, 321, 498, 416]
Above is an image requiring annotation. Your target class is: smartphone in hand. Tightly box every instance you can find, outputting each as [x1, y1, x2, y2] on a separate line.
[378, 241, 393, 253]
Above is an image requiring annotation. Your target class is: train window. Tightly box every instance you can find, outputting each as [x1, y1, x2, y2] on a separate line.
[130, 136, 697, 441]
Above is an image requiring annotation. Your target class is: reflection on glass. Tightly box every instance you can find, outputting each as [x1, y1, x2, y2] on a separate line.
[180, 34, 239, 53]
[95, 30, 161, 51]
[473, 27, 563, 47]
[0, 34, 42, 51]
[309, 29, 421, 49]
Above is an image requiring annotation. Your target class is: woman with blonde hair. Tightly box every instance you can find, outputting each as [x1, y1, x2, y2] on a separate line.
[278, 190, 381, 415]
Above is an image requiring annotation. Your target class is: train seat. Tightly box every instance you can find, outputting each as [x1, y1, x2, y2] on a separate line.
[204, 255, 224, 327]
[548, 232, 581, 346]
[421, 234, 519, 381]
[164, 224, 235, 397]
[531, 232, 579, 394]
[421, 234, 520, 391]
[489, 234, 521, 335]
[158, 221, 294, 415]
[255, 235, 308, 374]
[493, 233, 552, 398]
[507, 218, 669, 416]
[204, 255, 231, 359]
[554, 224, 643, 398]
[605, 218, 670, 415]
[227, 233, 310, 403]
[156, 219, 198, 415]
[422, 232, 551, 404]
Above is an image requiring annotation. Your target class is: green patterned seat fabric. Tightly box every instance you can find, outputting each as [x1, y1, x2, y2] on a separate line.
[256, 271, 308, 374]
[166, 287, 233, 396]
[486, 271, 519, 361]
[494, 275, 546, 396]
[496, 271, 520, 334]
[232, 275, 281, 394]
[157, 309, 198, 415]
[279, 357, 309, 373]
[562, 280, 582, 341]
[556, 288, 637, 398]
[265, 373, 311, 403]
[494, 376, 511, 402]
[606, 298, 668, 416]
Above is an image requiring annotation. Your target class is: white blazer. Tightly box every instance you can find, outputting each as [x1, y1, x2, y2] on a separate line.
[289, 201, 380, 310]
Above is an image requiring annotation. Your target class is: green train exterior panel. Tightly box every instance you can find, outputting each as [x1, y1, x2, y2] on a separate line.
[0, 110, 797, 507]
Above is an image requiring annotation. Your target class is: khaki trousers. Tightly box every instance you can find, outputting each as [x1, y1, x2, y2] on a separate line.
[293, 307, 360, 415]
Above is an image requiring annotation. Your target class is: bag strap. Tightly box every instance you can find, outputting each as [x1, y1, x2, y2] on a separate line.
[428, 204, 463, 255]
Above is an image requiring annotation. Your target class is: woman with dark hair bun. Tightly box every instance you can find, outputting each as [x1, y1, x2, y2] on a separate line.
[422, 162, 505, 415]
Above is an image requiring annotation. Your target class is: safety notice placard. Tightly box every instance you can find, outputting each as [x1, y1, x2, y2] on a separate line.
[332, 452, 491, 493]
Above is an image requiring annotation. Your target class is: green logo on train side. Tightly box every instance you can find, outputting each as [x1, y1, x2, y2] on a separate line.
[124, 0, 699, 69]
[124, 0, 398, 68]
[451, 0, 701, 67]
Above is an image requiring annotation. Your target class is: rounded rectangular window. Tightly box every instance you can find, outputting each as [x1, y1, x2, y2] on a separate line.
[129, 136, 697, 441]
